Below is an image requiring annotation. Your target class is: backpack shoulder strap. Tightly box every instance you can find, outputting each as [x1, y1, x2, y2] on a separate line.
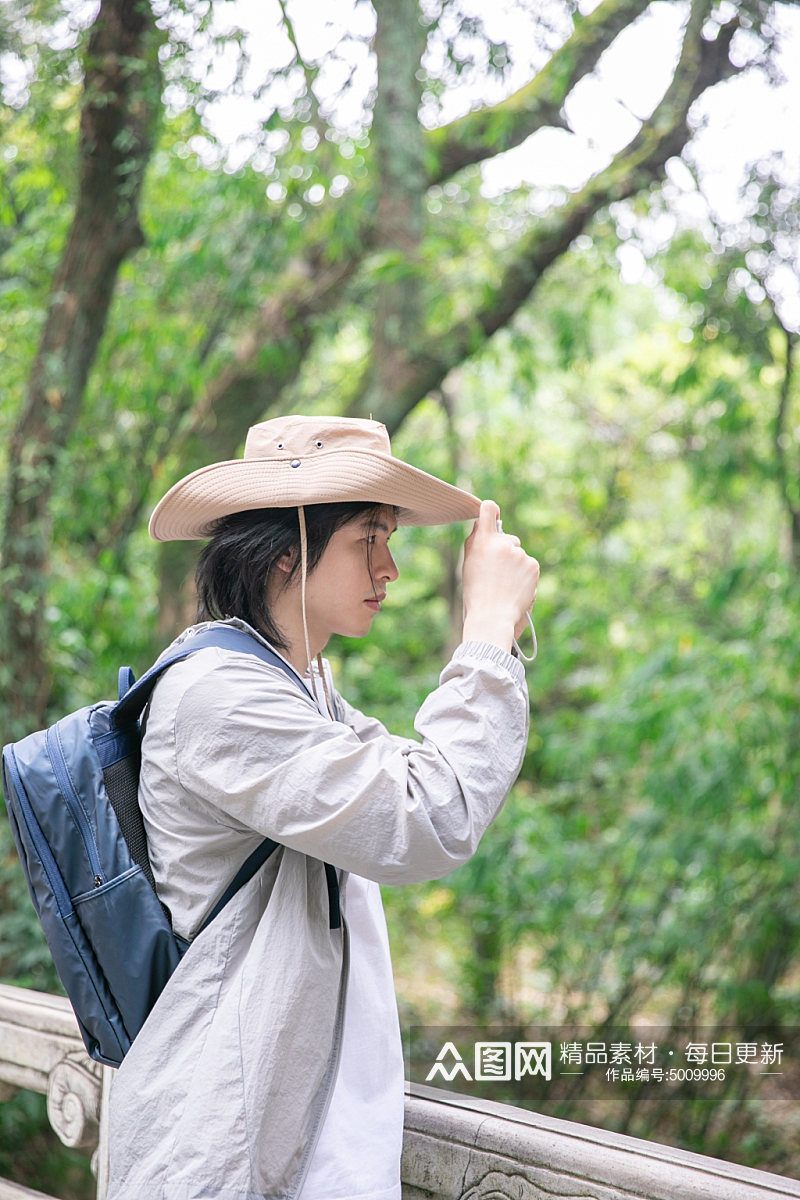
[112, 625, 308, 728]
[196, 838, 280, 936]
[113, 625, 342, 931]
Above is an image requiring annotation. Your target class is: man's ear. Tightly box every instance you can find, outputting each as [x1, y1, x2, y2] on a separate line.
[276, 548, 296, 575]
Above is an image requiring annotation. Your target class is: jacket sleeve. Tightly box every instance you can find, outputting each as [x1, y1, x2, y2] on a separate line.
[171, 640, 530, 886]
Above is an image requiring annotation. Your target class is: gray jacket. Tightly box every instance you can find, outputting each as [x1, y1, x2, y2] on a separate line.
[107, 620, 529, 1200]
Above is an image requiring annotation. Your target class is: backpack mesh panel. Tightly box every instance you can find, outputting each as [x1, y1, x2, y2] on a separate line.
[102, 754, 158, 894]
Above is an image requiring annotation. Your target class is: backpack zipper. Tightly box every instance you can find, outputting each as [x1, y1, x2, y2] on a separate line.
[45, 725, 105, 887]
[4, 748, 74, 917]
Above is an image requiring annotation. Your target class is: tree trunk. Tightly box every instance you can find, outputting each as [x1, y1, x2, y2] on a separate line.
[359, 0, 426, 415]
[0, 0, 161, 736]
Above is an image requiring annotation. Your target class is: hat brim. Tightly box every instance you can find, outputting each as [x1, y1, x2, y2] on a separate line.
[149, 449, 481, 540]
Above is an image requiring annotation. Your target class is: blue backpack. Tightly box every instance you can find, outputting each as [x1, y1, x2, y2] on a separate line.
[1, 624, 338, 1067]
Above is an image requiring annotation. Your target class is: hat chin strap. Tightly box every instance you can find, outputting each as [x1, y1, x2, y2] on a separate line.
[297, 505, 334, 717]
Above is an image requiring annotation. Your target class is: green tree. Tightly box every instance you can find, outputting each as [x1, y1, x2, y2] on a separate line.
[1, 0, 763, 735]
[1, 0, 162, 737]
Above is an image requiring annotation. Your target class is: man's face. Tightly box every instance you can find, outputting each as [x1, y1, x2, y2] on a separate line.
[302, 506, 399, 648]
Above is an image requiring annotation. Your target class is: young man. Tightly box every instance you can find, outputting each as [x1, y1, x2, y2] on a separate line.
[107, 415, 539, 1200]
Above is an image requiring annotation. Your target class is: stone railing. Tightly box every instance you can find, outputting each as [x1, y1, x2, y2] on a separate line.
[402, 1083, 800, 1199]
[2, 983, 800, 1200]
[0, 984, 112, 1200]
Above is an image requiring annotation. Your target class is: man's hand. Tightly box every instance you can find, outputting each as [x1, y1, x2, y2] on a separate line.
[462, 499, 539, 653]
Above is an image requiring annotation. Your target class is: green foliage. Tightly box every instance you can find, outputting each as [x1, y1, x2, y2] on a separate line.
[382, 228, 800, 1168]
[0, 821, 58, 989]
[0, 1089, 93, 1200]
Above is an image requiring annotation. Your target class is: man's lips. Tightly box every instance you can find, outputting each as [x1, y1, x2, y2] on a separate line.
[365, 594, 386, 611]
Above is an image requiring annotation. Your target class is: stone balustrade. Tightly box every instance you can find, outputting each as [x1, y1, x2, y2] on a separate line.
[1, 983, 799, 1200]
[402, 1083, 800, 1199]
[0, 984, 110, 1200]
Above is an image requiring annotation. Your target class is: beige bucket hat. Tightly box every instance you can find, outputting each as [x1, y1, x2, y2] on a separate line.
[149, 415, 481, 541]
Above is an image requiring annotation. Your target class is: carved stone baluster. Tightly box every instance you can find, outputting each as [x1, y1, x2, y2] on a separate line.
[46, 1053, 103, 1151]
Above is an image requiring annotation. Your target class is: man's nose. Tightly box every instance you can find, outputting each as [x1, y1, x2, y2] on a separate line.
[378, 547, 399, 582]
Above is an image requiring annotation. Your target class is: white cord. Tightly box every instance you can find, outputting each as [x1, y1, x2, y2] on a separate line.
[515, 610, 538, 662]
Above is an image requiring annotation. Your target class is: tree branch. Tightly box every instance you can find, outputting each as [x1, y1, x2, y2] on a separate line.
[425, 0, 653, 185]
[347, 1, 740, 433]
[158, 0, 661, 447]
[276, 0, 323, 134]
[772, 325, 800, 568]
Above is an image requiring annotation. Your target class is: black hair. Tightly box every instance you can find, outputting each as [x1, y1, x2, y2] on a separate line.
[195, 501, 386, 651]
